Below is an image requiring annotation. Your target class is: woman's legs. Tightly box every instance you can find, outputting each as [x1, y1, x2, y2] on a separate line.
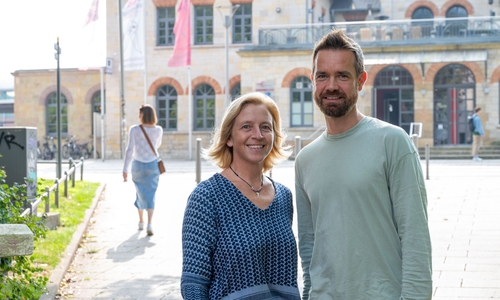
[138, 209, 144, 230]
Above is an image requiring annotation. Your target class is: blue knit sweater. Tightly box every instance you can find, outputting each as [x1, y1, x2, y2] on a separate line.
[181, 173, 300, 300]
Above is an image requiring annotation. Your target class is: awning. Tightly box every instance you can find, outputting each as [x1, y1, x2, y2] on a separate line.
[364, 50, 487, 65]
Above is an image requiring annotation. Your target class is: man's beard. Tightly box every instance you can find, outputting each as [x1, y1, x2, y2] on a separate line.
[314, 90, 358, 118]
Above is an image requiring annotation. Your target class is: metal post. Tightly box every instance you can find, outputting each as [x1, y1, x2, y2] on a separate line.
[196, 138, 201, 184]
[64, 171, 68, 197]
[118, 0, 126, 158]
[55, 180, 59, 208]
[45, 186, 50, 213]
[54, 38, 62, 179]
[72, 162, 76, 187]
[217, 5, 240, 107]
[80, 158, 84, 181]
[224, 16, 230, 107]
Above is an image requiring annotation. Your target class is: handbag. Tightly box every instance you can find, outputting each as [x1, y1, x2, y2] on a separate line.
[139, 125, 165, 174]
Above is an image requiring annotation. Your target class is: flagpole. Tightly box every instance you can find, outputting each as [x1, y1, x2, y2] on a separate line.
[188, 65, 192, 160]
[142, 0, 148, 104]
[118, 0, 126, 158]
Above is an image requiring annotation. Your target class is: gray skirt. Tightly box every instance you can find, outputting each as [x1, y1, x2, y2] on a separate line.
[131, 160, 160, 210]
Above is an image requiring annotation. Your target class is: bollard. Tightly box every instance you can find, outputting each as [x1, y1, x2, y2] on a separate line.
[64, 171, 68, 197]
[295, 136, 301, 159]
[45, 186, 50, 213]
[80, 158, 84, 181]
[72, 162, 76, 187]
[425, 143, 430, 180]
[55, 180, 59, 208]
[68, 157, 73, 181]
[196, 138, 201, 184]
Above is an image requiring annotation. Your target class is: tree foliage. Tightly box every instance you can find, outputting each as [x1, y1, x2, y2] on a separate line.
[0, 166, 49, 299]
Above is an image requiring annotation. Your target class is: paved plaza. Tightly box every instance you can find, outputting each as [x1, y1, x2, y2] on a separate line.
[37, 158, 500, 299]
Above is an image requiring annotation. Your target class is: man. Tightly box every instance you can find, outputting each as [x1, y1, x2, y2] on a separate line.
[295, 29, 432, 299]
[471, 107, 485, 161]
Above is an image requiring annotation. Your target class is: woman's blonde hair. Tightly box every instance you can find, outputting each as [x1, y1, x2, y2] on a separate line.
[204, 92, 291, 172]
[139, 104, 158, 125]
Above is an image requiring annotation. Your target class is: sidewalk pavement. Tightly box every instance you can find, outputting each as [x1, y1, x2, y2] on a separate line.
[36, 158, 500, 299]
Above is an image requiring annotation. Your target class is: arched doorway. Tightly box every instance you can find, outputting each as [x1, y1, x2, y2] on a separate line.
[433, 64, 475, 145]
[372, 66, 415, 134]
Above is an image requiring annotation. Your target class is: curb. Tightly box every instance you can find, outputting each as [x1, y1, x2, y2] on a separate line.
[39, 183, 106, 300]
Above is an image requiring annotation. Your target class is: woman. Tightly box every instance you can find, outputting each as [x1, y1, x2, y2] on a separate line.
[181, 92, 300, 299]
[122, 104, 163, 236]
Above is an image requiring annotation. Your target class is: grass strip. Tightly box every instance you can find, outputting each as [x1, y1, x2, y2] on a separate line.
[32, 178, 100, 272]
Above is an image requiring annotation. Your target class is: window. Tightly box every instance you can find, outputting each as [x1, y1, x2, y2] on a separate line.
[157, 7, 176, 46]
[157, 85, 178, 130]
[194, 84, 215, 130]
[233, 4, 252, 43]
[290, 76, 313, 127]
[46, 92, 68, 136]
[412, 7, 433, 19]
[231, 82, 241, 101]
[195, 5, 213, 45]
[446, 5, 468, 18]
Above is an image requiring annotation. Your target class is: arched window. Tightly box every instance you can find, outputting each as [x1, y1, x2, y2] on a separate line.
[444, 5, 468, 36]
[290, 76, 313, 127]
[373, 66, 414, 134]
[231, 82, 241, 101]
[411, 7, 434, 37]
[412, 7, 433, 19]
[46, 92, 68, 136]
[156, 85, 178, 130]
[433, 64, 475, 145]
[194, 84, 215, 130]
[446, 5, 468, 18]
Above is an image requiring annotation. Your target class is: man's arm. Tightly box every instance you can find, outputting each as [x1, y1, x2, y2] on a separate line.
[389, 152, 433, 299]
[295, 163, 314, 300]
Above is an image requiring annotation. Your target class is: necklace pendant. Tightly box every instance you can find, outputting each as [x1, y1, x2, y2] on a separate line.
[256, 191, 260, 197]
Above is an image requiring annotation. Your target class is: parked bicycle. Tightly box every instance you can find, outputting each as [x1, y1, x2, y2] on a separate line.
[39, 136, 57, 160]
[62, 135, 90, 160]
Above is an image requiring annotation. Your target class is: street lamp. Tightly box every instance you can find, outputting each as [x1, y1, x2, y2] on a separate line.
[216, 4, 240, 107]
[54, 37, 62, 179]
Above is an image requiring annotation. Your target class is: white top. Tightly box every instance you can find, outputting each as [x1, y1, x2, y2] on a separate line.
[122, 124, 163, 173]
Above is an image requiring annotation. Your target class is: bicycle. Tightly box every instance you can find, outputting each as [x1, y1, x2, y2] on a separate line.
[39, 136, 57, 160]
[62, 135, 88, 159]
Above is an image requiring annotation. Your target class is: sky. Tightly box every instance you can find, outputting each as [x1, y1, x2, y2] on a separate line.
[0, 0, 106, 90]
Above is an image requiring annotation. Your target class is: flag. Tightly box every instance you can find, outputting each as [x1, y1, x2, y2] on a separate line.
[84, 0, 99, 27]
[123, 0, 145, 70]
[168, 0, 191, 67]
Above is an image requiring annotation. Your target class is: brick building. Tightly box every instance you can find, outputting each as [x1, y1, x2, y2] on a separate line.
[13, 0, 500, 159]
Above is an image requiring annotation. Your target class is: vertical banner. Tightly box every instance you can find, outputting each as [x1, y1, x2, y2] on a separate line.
[78, 0, 106, 70]
[168, 0, 191, 67]
[123, 0, 145, 70]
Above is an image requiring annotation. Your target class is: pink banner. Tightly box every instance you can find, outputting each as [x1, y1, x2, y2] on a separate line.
[168, 0, 191, 67]
[83, 0, 99, 27]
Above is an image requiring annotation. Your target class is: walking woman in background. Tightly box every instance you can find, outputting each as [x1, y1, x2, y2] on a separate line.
[181, 92, 300, 299]
[122, 104, 163, 236]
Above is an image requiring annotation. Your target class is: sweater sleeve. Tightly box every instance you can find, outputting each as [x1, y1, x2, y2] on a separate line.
[181, 182, 217, 299]
[389, 152, 433, 299]
[295, 158, 314, 300]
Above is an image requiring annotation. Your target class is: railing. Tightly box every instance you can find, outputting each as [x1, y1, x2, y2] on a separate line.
[21, 157, 85, 217]
[258, 16, 500, 47]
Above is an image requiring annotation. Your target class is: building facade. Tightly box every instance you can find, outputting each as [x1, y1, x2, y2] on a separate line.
[14, 0, 500, 159]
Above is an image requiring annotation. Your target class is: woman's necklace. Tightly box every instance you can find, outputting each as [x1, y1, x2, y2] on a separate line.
[229, 165, 263, 196]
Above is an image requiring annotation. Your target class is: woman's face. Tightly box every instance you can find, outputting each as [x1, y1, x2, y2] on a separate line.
[227, 104, 274, 166]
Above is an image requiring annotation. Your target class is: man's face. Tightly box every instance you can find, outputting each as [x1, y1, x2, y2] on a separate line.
[311, 49, 366, 118]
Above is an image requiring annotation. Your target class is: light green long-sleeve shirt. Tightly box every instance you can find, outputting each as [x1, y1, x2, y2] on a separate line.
[295, 117, 432, 300]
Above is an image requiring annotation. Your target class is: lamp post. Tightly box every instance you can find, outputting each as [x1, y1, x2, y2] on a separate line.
[54, 38, 62, 179]
[216, 5, 240, 107]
